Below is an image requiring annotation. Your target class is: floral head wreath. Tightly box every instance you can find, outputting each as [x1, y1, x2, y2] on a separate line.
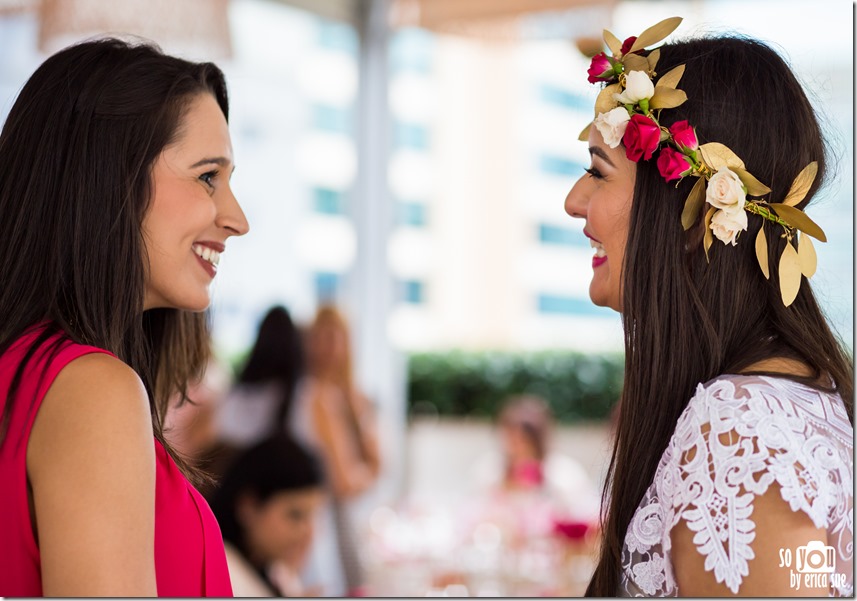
[580, 17, 826, 307]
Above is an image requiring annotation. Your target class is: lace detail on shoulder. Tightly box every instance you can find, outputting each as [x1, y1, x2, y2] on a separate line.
[620, 375, 853, 597]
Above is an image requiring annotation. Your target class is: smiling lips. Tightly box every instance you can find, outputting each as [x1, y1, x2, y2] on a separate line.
[584, 231, 608, 268]
[192, 242, 222, 277]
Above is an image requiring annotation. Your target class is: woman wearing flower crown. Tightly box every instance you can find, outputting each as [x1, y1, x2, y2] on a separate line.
[0, 40, 249, 595]
[565, 18, 853, 597]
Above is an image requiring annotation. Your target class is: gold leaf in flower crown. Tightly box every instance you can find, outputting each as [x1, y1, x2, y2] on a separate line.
[656, 64, 685, 90]
[797, 231, 817, 278]
[778, 240, 802, 306]
[733, 167, 771, 197]
[594, 83, 621, 116]
[755, 227, 769, 279]
[698, 143, 745, 171]
[647, 48, 660, 72]
[681, 176, 706, 230]
[622, 53, 650, 73]
[768, 203, 827, 242]
[650, 87, 687, 110]
[783, 161, 818, 207]
[603, 29, 622, 56]
[579, 122, 592, 141]
[628, 17, 683, 54]
[703, 207, 716, 261]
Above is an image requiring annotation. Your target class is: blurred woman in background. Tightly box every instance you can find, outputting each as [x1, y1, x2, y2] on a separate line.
[211, 434, 325, 597]
[290, 304, 381, 596]
[216, 305, 305, 450]
[469, 395, 599, 545]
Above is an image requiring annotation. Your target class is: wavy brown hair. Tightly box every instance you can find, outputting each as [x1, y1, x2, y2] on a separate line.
[0, 38, 230, 481]
[585, 36, 854, 595]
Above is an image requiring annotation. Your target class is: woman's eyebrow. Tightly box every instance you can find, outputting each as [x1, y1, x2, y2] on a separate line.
[588, 146, 615, 168]
[189, 156, 231, 169]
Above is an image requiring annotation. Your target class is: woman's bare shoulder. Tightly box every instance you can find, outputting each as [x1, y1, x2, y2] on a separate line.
[28, 352, 153, 475]
[25, 352, 158, 595]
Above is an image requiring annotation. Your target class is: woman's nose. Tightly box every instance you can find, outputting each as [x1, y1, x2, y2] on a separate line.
[564, 177, 587, 219]
[217, 186, 250, 236]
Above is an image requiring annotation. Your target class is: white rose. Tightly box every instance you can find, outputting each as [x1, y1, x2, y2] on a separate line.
[594, 107, 631, 148]
[613, 70, 655, 105]
[706, 167, 747, 214]
[710, 207, 748, 246]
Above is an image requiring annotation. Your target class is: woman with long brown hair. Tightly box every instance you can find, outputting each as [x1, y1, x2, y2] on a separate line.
[565, 18, 853, 596]
[0, 38, 248, 595]
[289, 304, 381, 596]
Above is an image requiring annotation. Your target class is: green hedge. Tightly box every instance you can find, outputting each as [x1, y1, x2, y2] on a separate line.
[407, 350, 624, 423]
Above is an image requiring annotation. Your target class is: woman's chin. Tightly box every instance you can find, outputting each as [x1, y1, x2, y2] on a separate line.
[588, 285, 620, 313]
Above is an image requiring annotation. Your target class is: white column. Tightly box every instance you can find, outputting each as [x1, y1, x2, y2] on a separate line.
[349, 0, 407, 505]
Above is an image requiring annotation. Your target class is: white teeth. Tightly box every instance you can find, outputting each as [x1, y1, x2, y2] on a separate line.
[192, 244, 221, 267]
[589, 238, 607, 257]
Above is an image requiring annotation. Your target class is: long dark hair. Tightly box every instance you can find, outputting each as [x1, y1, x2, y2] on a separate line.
[586, 36, 854, 595]
[0, 37, 230, 478]
[236, 305, 305, 430]
[210, 434, 323, 593]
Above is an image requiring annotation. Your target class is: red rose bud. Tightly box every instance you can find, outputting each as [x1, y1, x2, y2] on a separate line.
[587, 52, 613, 83]
[657, 147, 691, 182]
[620, 36, 637, 56]
[669, 120, 698, 151]
[623, 114, 661, 162]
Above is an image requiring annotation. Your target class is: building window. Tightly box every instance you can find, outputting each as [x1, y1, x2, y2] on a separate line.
[313, 187, 345, 214]
[317, 21, 358, 55]
[390, 28, 434, 74]
[395, 122, 430, 150]
[313, 104, 352, 134]
[315, 271, 341, 302]
[539, 84, 592, 112]
[400, 280, 425, 304]
[538, 223, 586, 247]
[539, 155, 586, 177]
[397, 201, 427, 226]
[537, 294, 612, 316]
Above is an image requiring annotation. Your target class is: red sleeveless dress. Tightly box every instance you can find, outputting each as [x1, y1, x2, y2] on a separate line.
[0, 326, 233, 596]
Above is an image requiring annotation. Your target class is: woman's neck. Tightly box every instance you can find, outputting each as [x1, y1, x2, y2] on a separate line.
[740, 357, 814, 379]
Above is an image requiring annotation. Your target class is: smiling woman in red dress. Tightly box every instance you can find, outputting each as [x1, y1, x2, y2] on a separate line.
[0, 38, 248, 596]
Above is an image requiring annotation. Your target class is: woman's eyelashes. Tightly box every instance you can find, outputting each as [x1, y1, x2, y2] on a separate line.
[584, 166, 604, 180]
[199, 170, 219, 192]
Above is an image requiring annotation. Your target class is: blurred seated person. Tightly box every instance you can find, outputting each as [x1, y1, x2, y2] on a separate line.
[210, 434, 324, 597]
[468, 395, 600, 544]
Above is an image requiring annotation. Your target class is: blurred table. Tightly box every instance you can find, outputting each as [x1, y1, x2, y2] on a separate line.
[361, 499, 598, 596]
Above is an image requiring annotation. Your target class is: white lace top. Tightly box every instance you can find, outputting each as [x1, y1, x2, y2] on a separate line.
[621, 375, 853, 596]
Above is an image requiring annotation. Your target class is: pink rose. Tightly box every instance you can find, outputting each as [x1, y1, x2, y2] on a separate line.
[656, 147, 691, 181]
[669, 120, 698, 151]
[620, 36, 637, 56]
[587, 52, 613, 83]
[623, 114, 661, 162]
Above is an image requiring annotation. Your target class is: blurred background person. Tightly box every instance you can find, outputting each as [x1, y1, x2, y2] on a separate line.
[469, 395, 599, 544]
[290, 304, 381, 596]
[164, 351, 233, 463]
[210, 434, 325, 597]
[210, 305, 305, 488]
